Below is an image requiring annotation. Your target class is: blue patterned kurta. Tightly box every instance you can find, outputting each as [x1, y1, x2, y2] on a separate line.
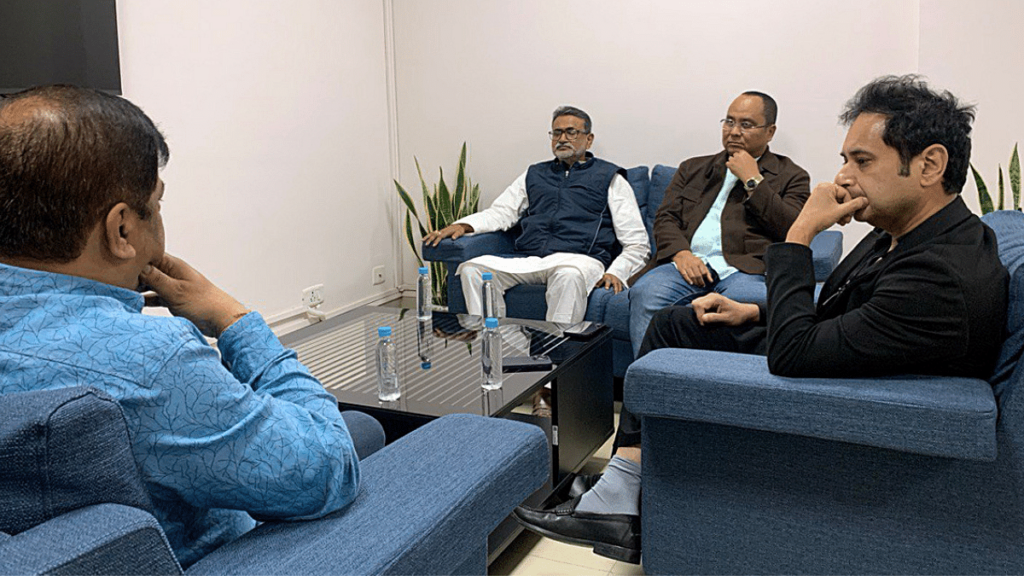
[0, 262, 360, 567]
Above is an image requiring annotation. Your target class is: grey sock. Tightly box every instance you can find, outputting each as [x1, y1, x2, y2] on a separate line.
[574, 455, 641, 516]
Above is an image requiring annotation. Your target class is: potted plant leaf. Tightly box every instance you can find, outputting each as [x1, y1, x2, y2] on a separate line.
[971, 143, 1020, 214]
[394, 143, 480, 307]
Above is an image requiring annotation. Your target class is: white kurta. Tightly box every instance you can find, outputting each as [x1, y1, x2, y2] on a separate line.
[455, 167, 650, 323]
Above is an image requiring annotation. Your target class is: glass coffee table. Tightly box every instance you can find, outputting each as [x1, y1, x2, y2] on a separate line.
[279, 306, 614, 559]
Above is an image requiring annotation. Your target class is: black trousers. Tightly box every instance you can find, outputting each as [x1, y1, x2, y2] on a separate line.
[613, 305, 768, 451]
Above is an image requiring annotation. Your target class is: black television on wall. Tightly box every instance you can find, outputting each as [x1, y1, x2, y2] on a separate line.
[0, 0, 121, 95]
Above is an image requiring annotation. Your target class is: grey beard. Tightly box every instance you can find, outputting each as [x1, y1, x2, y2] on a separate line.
[554, 147, 577, 161]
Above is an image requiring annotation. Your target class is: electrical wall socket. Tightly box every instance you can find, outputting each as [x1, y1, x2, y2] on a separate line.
[302, 284, 325, 307]
[372, 265, 385, 285]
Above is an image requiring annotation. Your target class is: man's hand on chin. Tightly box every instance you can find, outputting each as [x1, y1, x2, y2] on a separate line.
[786, 183, 869, 246]
[725, 149, 760, 182]
[140, 254, 250, 338]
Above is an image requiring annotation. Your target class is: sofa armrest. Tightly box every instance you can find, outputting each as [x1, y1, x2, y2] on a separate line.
[810, 230, 843, 282]
[188, 414, 549, 576]
[0, 504, 182, 576]
[421, 231, 516, 265]
[624, 348, 997, 461]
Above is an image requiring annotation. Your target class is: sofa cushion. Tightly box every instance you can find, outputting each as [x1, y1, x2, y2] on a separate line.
[649, 164, 676, 218]
[623, 166, 650, 215]
[982, 210, 1024, 397]
[626, 349, 998, 460]
[992, 266, 1024, 396]
[646, 164, 677, 258]
[0, 387, 153, 535]
[983, 209, 1024, 276]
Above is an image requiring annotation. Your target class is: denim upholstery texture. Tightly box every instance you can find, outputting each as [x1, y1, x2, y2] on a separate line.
[624, 209, 1024, 575]
[188, 414, 549, 575]
[0, 388, 154, 536]
[0, 388, 549, 575]
[0, 504, 181, 576]
[423, 164, 843, 378]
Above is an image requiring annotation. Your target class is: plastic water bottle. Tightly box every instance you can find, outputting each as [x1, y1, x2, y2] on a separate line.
[416, 319, 432, 370]
[376, 326, 400, 401]
[481, 272, 500, 319]
[416, 266, 432, 321]
[481, 317, 503, 390]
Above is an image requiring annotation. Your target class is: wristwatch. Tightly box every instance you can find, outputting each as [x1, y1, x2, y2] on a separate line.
[744, 175, 764, 192]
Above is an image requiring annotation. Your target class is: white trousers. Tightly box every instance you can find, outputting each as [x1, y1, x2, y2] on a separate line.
[457, 255, 600, 324]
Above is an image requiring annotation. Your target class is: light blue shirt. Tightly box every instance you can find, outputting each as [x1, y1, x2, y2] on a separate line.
[0, 262, 359, 567]
[689, 170, 741, 280]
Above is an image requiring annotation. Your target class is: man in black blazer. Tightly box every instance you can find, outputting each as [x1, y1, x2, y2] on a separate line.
[513, 75, 1009, 565]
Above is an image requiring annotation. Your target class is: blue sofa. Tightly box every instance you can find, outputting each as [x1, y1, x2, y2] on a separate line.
[0, 386, 549, 575]
[624, 209, 1024, 575]
[422, 164, 843, 378]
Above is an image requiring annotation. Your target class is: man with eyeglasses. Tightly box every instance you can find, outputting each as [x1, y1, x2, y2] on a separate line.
[424, 105, 649, 327]
[625, 91, 810, 359]
[513, 76, 1007, 566]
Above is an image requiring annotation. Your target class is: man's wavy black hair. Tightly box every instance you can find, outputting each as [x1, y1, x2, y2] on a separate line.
[840, 75, 975, 194]
[0, 85, 169, 262]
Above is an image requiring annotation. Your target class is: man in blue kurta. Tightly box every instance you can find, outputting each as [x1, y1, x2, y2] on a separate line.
[0, 85, 377, 567]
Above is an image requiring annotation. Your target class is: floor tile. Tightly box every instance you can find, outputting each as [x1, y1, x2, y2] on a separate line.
[490, 531, 542, 575]
[504, 555, 610, 576]
[608, 560, 646, 575]
[528, 536, 617, 572]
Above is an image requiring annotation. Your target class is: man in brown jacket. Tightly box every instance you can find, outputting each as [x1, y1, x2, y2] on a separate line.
[626, 91, 809, 356]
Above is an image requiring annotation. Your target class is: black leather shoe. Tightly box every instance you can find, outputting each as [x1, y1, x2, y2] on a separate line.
[568, 472, 602, 499]
[513, 496, 641, 564]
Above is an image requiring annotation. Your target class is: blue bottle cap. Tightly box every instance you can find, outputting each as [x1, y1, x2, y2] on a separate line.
[378, 326, 392, 337]
[482, 272, 493, 280]
[419, 267, 428, 274]
[485, 317, 499, 329]
[421, 361, 431, 370]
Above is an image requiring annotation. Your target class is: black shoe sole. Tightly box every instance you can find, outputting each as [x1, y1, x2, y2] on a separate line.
[512, 511, 641, 564]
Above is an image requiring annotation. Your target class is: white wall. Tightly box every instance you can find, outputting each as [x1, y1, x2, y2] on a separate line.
[110, 0, 1019, 330]
[919, 0, 1024, 214]
[117, 1, 396, 327]
[391, 0, 921, 270]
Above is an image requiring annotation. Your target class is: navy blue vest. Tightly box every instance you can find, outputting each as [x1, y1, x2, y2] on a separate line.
[514, 154, 624, 268]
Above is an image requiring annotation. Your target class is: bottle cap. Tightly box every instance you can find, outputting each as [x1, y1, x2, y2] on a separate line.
[421, 361, 431, 369]
[485, 317, 499, 329]
[378, 326, 392, 337]
[419, 267, 428, 274]
[482, 272, 493, 280]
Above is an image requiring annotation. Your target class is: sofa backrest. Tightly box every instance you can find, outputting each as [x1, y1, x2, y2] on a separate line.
[983, 211, 1024, 401]
[623, 165, 653, 258]
[648, 165, 677, 255]
[0, 386, 154, 535]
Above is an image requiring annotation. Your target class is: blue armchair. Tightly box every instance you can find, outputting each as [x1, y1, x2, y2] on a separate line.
[0, 386, 549, 575]
[623, 209, 1024, 574]
[423, 164, 843, 378]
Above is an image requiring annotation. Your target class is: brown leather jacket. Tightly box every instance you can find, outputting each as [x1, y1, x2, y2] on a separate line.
[630, 147, 810, 284]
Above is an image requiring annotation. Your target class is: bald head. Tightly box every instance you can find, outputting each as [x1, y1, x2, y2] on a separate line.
[0, 85, 169, 262]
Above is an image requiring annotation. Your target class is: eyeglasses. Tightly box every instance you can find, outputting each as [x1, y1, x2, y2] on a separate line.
[549, 128, 588, 140]
[720, 118, 770, 133]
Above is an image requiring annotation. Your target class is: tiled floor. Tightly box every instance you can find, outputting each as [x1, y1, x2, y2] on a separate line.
[489, 410, 645, 576]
